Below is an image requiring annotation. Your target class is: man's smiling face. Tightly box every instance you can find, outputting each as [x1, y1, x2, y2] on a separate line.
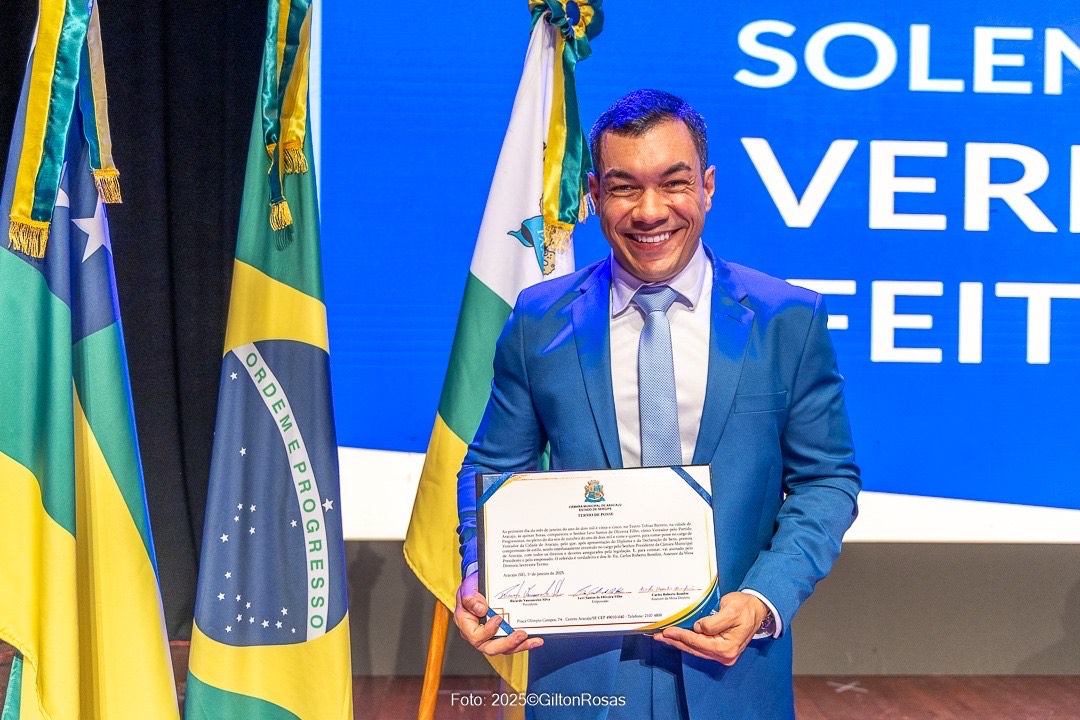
[589, 119, 716, 284]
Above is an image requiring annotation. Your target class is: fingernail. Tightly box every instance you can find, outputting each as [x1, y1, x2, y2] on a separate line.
[472, 602, 485, 614]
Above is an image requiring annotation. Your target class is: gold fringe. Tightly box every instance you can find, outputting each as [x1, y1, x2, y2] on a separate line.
[266, 143, 277, 160]
[282, 145, 308, 174]
[577, 192, 590, 223]
[270, 199, 293, 231]
[93, 168, 122, 204]
[8, 217, 50, 259]
[542, 247, 555, 276]
[544, 222, 573, 254]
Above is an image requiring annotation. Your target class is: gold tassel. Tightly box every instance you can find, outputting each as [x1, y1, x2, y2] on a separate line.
[269, 198, 293, 231]
[8, 217, 50, 259]
[282, 144, 308, 174]
[545, 222, 573, 254]
[93, 168, 122, 204]
[578, 191, 590, 223]
[542, 247, 555, 276]
[265, 143, 277, 161]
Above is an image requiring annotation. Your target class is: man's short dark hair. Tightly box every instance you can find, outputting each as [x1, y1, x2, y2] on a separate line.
[588, 89, 709, 175]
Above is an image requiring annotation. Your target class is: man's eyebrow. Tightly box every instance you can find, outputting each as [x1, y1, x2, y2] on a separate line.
[602, 169, 635, 181]
[661, 162, 694, 177]
[602, 162, 694, 182]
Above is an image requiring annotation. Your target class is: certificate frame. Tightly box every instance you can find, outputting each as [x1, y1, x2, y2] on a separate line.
[476, 465, 718, 637]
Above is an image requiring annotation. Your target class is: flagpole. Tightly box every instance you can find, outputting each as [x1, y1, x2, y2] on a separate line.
[417, 603, 450, 720]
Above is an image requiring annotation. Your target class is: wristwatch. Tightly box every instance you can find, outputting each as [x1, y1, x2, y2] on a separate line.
[758, 609, 775, 636]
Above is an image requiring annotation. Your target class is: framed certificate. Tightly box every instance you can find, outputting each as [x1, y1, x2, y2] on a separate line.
[476, 465, 718, 636]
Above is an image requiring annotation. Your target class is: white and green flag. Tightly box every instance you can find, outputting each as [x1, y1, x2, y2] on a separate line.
[403, 0, 602, 693]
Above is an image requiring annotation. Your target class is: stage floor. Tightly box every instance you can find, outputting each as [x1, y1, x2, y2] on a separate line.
[1, 643, 1077, 718]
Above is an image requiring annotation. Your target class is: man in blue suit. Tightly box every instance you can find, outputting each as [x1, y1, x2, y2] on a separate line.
[453, 89, 860, 719]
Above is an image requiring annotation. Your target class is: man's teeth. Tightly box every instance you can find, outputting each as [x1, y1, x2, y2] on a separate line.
[630, 231, 671, 244]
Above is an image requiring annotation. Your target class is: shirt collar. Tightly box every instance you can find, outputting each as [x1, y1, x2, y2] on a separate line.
[610, 241, 708, 317]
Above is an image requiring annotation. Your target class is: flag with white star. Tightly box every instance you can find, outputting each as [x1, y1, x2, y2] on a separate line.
[0, 58, 178, 719]
[184, 4, 352, 717]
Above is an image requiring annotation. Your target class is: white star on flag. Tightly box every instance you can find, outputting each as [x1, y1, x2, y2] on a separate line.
[234, 515, 240, 522]
[250, 504, 256, 512]
[217, 593, 225, 601]
[226, 626, 232, 633]
[55, 176, 70, 208]
[249, 527, 255, 534]
[248, 617, 254, 623]
[236, 614, 242, 622]
[281, 607, 288, 616]
[291, 628, 296, 634]
[74, 198, 111, 262]
[246, 602, 251, 609]
[225, 571, 232, 579]
[235, 594, 241, 602]
[323, 498, 334, 511]
[237, 503, 244, 510]
[220, 533, 229, 543]
[276, 621, 283, 629]
[261, 620, 269, 628]
[290, 520, 297, 527]
[239, 447, 247, 457]
[230, 372, 238, 380]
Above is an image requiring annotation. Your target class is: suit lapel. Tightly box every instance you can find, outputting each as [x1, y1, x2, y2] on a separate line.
[571, 260, 623, 469]
[692, 249, 755, 465]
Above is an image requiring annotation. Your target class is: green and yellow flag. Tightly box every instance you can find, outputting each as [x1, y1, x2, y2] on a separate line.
[0, 9, 177, 719]
[403, 0, 602, 693]
[183, 2, 353, 718]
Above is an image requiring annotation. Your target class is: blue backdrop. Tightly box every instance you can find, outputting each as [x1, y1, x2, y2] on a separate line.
[320, 2, 1080, 511]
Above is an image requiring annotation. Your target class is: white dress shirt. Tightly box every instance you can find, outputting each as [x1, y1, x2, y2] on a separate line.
[609, 243, 711, 467]
[608, 242, 782, 638]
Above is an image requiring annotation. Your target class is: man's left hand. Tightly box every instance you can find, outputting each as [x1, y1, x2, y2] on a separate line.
[653, 591, 768, 666]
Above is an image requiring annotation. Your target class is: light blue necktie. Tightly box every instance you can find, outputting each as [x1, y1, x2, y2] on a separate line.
[634, 285, 681, 467]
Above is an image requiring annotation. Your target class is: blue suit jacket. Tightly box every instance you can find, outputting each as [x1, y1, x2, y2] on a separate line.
[457, 246, 860, 719]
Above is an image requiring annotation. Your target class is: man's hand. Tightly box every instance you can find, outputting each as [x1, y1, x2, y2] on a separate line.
[653, 591, 768, 666]
[453, 571, 544, 656]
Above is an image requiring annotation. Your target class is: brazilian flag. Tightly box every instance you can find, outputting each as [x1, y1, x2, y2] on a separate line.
[183, 2, 353, 718]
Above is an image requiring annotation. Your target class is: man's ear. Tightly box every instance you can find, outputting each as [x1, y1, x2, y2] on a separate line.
[703, 165, 716, 212]
[588, 171, 600, 209]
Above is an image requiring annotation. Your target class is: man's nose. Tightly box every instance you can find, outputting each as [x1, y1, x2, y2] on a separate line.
[631, 188, 668, 226]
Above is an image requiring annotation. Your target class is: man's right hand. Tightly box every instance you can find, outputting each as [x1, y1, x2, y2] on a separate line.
[453, 571, 543, 656]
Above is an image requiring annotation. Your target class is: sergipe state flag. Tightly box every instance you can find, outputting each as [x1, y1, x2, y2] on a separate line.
[402, 0, 601, 693]
[0, 58, 178, 720]
[183, 2, 353, 717]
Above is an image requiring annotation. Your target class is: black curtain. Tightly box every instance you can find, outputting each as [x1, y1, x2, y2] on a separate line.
[1, 1, 267, 638]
